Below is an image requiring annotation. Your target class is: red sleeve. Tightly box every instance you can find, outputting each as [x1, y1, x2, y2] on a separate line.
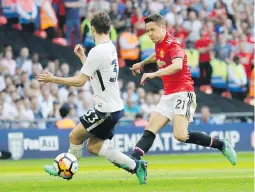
[168, 43, 185, 60]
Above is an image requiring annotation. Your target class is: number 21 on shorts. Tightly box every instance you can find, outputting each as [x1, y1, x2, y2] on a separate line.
[174, 97, 188, 115]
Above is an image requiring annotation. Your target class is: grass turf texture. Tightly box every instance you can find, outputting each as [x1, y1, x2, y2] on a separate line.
[0, 152, 253, 192]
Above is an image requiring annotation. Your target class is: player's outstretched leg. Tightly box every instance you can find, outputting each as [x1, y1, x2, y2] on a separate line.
[88, 138, 148, 184]
[173, 115, 237, 166]
[185, 132, 237, 165]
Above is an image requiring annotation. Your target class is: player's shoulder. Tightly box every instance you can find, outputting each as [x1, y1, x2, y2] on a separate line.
[165, 34, 181, 46]
[164, 35, 183, 51]
[90, 41, 114, 55]
[87, 46, 98, 58]
[88, 43, 108, 58]
[165, 33, 175, 44]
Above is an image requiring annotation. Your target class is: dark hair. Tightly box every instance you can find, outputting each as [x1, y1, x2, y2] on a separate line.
[15, 98, 22, 104]
[68, 93, 75, 97]
[59, 103, 71, 118]
[144, 13, 166, 26]
[78, 89, 84, 94]
[90, 11, 111, 34]
[233, 55, 240, 63]
[135, 114, 143, 119]
[188, 9, 198, 18]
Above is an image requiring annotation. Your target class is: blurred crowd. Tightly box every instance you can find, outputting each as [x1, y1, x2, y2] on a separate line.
[0, 0, 254, 128]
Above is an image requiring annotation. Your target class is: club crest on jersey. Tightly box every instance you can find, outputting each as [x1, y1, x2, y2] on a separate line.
[157, 60, 166, 67]
[159, 50, 165, 58]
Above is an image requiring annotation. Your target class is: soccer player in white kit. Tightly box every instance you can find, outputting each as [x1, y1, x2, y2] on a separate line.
[37, 11, 147, 184]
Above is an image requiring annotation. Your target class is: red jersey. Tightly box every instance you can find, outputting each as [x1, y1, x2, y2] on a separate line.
[175, 27, 189, 42]
[195, 36, 212, 62]
[155, 33, 194, 95]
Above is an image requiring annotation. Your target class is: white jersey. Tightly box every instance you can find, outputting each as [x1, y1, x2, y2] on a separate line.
[80, 41, 124, 113]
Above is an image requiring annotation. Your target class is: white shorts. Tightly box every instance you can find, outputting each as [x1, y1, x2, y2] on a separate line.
[154, 92, 197, 122]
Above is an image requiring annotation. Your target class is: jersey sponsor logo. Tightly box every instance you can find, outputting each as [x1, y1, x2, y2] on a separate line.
[157, 60, 166, 67]
[159, 50, 165, 58]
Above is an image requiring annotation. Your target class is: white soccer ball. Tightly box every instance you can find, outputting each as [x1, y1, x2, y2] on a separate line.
[53, 153, 79, 178]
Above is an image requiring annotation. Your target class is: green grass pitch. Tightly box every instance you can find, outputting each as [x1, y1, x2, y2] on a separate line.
[0, 152, 253, 192]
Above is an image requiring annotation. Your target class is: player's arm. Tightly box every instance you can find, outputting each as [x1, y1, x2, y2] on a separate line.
[130, 53, 156, 76]
[154, 58, 183, 77]
[37, 71, 89, 87]
[140, 58, 183, 85]
[37, 45, 90, 86]
[74, 44, 87, 65]
[140, 52, 156, 66]
[50, 73, 88, 87]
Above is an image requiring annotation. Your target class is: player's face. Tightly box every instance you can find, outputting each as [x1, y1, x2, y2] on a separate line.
[145, 22, 166, 43]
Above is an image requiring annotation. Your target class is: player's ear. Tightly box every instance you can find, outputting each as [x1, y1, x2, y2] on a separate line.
[161, 25, 166, 32]
[91, 26, 96, 34]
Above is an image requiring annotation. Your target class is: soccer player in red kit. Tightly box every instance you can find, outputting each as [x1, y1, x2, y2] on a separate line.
[130, 14, 237, 166]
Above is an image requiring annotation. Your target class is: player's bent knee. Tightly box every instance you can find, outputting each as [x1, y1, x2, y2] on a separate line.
[69, 129, 84, 145]
[144, 125, 154, 133]
[144, 124, 159, 134]
[145, 125, 163, 135]
[174, 132, 188, 142]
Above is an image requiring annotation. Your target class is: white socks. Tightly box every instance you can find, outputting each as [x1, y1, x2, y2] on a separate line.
[98, 140, 136, 171]
[68, 143, 84, 160]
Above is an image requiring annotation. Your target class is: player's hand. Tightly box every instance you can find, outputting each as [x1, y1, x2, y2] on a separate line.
[36, 70, 53, 83]
[140, 72, 156, 86]
[130, 62, 143, 76]
[74, 44, 86, 59]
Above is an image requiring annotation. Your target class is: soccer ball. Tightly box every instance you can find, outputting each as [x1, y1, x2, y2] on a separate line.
[53, 153, 79, 178]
